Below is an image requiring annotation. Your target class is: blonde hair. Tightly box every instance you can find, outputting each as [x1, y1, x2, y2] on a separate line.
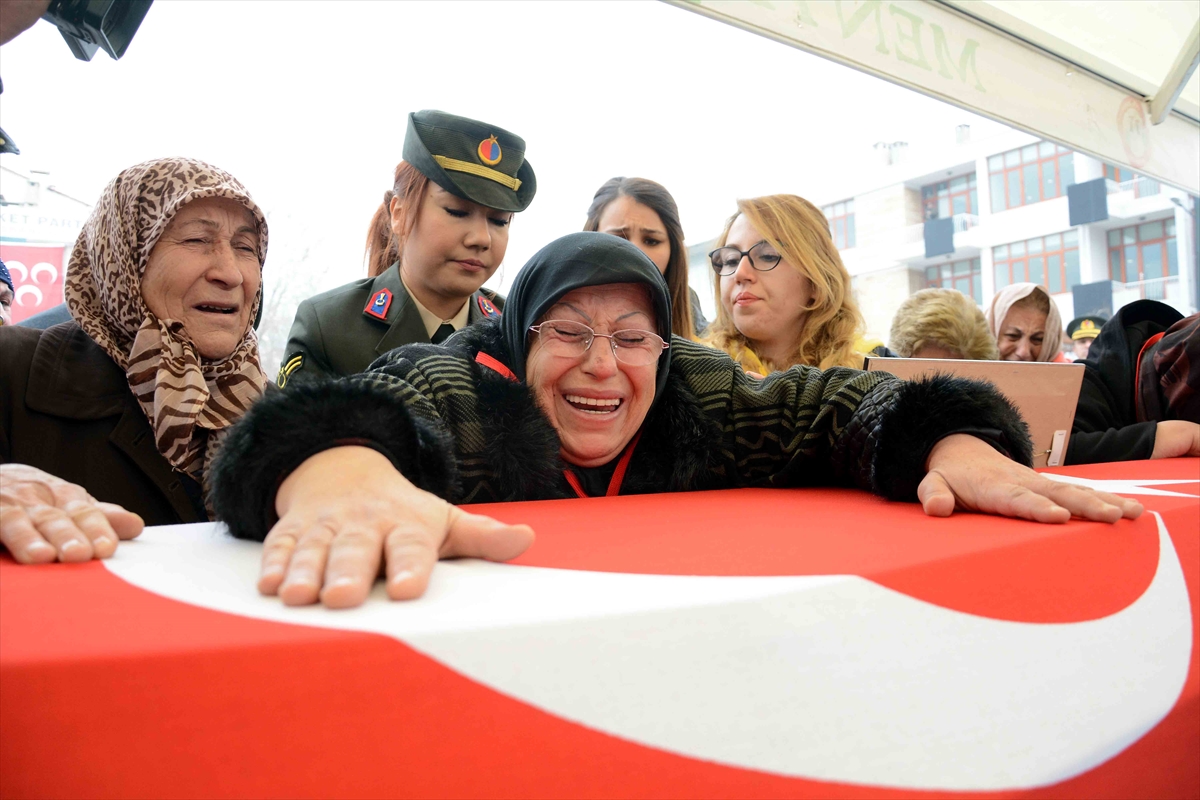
[889, 288, 998, 359]
[700, 194, 864, 372]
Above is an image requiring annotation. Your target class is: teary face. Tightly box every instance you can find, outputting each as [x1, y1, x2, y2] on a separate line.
[998, 305, 1048, 361]
[525, 283, 659, 468]
[140, 197, 261, 360]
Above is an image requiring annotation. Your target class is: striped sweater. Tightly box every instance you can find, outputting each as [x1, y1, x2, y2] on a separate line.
[213, 320, 1031, 542]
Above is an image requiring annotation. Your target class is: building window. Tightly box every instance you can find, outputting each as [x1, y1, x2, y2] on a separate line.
[1108, 218, 1177, 284]
[924, 257, 982, 304]
[1104, 163, 1160, 197]
[822, 200, 856, 249]
[993, 230, 1081, 294]
[922, 174, 977, 220]
[1104, 164, 1135, 184]
[987, 142, 1075, 212]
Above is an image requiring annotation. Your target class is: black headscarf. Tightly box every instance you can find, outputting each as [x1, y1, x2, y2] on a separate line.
[500, 231, 673, 403]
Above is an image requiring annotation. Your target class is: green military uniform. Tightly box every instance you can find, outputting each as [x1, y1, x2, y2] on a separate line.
[278, 263, 504, 385]
[278, 108, 534, 386]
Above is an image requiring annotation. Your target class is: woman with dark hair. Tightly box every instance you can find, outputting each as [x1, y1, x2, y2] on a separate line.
[211, 232, 1140, 610]
[584, 176, 707, 338]
[276, 110, 536, 385]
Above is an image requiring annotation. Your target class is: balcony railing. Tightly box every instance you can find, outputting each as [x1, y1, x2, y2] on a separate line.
[1105, 176, 1161, 198]
[951, 213, 979, 232]
[1112, 276, 1182, 306]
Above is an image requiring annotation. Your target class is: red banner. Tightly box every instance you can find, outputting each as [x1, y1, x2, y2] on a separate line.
[0, 243, 67, 323]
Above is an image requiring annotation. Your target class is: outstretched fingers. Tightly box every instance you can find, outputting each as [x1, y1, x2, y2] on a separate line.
[1038, 479, 1142, 522]
[0, 505, 59, 564]
[320, 528, 385, 609]
[383, 523, 442, 601]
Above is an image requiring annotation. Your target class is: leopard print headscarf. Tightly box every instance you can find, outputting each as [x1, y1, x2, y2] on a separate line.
[65, 157, 269, 485]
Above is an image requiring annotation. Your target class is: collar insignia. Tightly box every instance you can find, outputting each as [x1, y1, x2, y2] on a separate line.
[477, 294, 500, 318]
[364, 288, 393, 321]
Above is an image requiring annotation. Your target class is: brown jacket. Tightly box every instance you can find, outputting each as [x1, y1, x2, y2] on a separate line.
[0, 322, 206, 525]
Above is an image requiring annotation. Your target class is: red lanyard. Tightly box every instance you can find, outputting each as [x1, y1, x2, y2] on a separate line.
[474, 351, 641, 499]
[475, 351, 518, 381]
[562, 430, 642, 499]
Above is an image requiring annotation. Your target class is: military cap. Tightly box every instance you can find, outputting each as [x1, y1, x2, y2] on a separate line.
[1067, 315, 1107, 341]
[403, 110, 536, 213]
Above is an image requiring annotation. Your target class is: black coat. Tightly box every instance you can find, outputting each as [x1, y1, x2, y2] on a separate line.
[0, 322, 207, 525]
[1066, 300, 1182, 464]
[213, 320, 1033, 543]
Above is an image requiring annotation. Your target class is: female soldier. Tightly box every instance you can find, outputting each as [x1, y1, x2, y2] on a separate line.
[584, 177, 707, 338]
[277, 110, 536, 384]
[703, 194, 868, 373]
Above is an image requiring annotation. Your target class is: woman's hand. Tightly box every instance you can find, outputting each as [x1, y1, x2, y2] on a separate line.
[917, 434, 1143, 523]
[1151, 420, 1200, 459]
[0, 464, 144, 563]
[259, 446, 535, 609]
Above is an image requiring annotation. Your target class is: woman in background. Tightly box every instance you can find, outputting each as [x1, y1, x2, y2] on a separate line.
[702, 194, 866, 373]
[584, 176, 707, 338]
[889, 288, 998, 360]
[985, 283, 1068, 363]
[277, 110, 536, 384]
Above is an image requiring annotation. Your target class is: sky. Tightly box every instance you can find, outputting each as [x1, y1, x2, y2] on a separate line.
[0, 0, 1009, 365]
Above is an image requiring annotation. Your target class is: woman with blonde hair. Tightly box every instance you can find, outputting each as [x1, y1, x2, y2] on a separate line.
[889, 288, 998, 360]
[702, 194, 865, 373]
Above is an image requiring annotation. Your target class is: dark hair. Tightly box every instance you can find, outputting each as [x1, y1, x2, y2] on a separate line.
[364, 161, 431, 278]
[583, 177, 695, 339]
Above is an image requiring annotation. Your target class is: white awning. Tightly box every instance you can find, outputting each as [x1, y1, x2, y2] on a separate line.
[666, 0, 1200, 193]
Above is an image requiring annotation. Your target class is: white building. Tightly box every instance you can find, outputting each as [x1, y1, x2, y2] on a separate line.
[689, 127, 1198, 348]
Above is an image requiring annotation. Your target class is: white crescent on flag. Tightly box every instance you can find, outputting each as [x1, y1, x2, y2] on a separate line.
[103, 477, 1194, 792]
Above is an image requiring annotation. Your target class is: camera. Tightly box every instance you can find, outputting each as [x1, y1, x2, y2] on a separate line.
[42, 0, 153, 61]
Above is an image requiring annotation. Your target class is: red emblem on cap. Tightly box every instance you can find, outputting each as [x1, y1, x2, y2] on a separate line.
[364, 288, 393, 321]
[478, 135, 502, 166]
[477, 295, 500, 318]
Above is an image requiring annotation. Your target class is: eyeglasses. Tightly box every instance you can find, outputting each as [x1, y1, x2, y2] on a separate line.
[529, 320, 668, 366]
[709, 240, 783, 275]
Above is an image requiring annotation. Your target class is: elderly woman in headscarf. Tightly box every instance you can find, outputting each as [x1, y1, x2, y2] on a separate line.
[211, 232, 1141, 610]
[985, 283, 1069, 362]
[0, 157, 269, 564]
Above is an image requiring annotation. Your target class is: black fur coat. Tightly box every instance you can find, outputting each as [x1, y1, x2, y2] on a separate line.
[212, 321, 1032, 542]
